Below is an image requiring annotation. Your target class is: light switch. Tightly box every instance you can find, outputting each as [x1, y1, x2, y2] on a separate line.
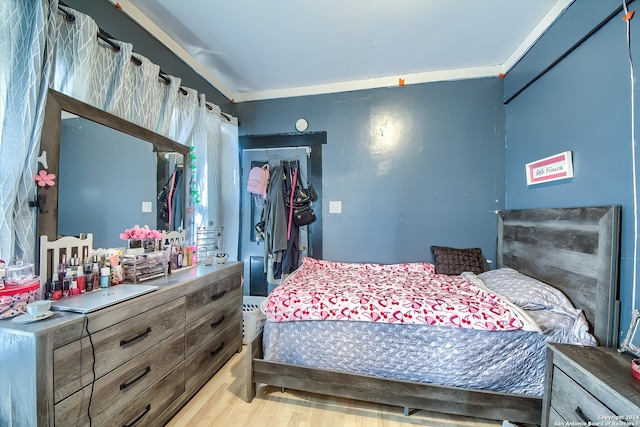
[329, 201, 342, 214]
[142, 201, 152, 212]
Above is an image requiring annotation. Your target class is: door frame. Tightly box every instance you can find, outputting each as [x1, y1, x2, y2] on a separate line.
[239, 132, 326, 261]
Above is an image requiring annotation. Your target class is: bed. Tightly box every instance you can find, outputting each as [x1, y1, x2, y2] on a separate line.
[245, 206, 621, 424]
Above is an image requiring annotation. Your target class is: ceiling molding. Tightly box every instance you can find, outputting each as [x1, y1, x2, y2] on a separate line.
[231, 65, 503, 103]
[107, 0, 572, 104]
[502, 0, 575, 73]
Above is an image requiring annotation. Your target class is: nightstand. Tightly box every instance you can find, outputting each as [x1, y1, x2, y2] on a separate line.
[542, 343, 640, 426]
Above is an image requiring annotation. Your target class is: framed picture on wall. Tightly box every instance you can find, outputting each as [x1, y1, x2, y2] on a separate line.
[525, 151, 573, 186]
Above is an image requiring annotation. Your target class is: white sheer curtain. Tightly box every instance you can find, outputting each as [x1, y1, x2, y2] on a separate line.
[192, 96, 223, 233]
[1, 2, 234, 264]
[220, 121, 240, 260]
[0, 0, 58, 265]
[52, 5, 99, 105]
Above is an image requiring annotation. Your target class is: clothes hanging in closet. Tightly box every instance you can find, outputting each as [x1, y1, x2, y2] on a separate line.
[260, 160, 302, 282]
[158, 167, 183, 231]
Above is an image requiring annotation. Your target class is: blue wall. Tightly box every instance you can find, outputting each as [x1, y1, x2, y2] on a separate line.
[504, 2, 637, 342]
[236, 78, 506, 264]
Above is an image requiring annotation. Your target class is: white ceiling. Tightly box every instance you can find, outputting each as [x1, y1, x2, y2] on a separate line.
[115, 0, 573, 102]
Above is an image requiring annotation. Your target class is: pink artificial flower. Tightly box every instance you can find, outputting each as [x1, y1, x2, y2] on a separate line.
[34, 170, 56, 187]
[120, 225, 161, 241]
[148, 230, 163, 239]
[132, 227, 147, 240]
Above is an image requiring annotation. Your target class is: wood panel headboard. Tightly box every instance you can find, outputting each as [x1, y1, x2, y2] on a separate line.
[497, 206, 621, 347]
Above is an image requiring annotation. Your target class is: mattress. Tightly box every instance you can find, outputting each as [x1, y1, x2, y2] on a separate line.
[262, 265, 596, 396]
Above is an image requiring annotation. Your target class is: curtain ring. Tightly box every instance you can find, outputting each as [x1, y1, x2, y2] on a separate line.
[130, 55, 142, 66]
[58, 6, 76, 23]
[159, 73, 171, 85]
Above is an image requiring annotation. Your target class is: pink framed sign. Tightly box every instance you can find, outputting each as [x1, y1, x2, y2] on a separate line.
[525, 151, 573, 186]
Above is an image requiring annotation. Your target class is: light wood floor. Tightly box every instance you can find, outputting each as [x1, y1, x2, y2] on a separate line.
[166, 347, 505, 427]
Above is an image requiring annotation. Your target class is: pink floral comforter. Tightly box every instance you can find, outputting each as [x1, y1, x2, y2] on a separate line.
[266, 258, 533, 332]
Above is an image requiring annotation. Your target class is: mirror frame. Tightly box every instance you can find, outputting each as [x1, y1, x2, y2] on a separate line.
[620, 308, 640, 357]
[37, 89, 191, 252]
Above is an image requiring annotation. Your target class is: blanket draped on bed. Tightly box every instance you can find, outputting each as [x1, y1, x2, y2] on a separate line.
[266, 257, 537, 332]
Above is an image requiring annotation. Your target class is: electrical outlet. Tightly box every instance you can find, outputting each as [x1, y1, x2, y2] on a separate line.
[329, 201, 342, 214]
[142, 201, 152, 212]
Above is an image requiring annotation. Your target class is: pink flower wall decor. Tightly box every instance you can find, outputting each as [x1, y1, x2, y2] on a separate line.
[34, 170, 56, 187]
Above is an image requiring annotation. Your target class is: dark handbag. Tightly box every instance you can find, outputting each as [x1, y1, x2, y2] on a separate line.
[290, 186, 313, 206]
[307, 183, 318, 202]
[285, 169, 316, 208]
[297, 170, 318, 202]
[292, 205, 316, 226]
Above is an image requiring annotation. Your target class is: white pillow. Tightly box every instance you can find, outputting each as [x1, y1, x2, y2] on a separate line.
[478, 267, 575, 311]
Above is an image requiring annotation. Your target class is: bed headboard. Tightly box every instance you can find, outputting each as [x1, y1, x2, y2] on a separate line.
[497, 206, 621, 347]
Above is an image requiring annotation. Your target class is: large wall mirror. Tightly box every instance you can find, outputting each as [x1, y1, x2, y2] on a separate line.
[38, 89, 191, 251]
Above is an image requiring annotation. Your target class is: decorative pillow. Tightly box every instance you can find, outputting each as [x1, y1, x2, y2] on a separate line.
[430, 246, 486, 275]
[478, 267, 575, 311]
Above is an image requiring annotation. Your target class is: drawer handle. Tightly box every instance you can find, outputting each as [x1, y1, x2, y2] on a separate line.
[123, 403, 151, 427]
[120, 327, 152, 347]
[575, 407, 592, 424]
[120, 366, 151, 390]
[211, 315, 226, 328]
[211, 290, 227, 301]
[210, 341, 225, 357]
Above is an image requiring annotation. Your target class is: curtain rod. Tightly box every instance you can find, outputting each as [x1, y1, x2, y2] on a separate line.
[57, 2, 188, 95]
[504, 0, 636, 105]
[56, 3, 235, 122]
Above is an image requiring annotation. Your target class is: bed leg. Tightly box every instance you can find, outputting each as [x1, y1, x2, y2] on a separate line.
[245, 331, 263, 403]
[403, 407, 418, 416]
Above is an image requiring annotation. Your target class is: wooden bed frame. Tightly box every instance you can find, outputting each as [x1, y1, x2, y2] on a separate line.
[245, 205, 621, 424]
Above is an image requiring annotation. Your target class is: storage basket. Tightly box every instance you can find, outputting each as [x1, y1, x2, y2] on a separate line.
[242, 296, 266, 344]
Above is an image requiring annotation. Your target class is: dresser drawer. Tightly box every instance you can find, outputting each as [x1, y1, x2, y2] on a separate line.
[185, 289, 241, 356]
[548, 407, 564, 424]
[55, 329, 185, 426]
[185, 316, 242, 390]
[550, 367, 616, 422]
[185, 273, 241, 324]
[54, 297, 185, 402]
[99, 362, 185, 427]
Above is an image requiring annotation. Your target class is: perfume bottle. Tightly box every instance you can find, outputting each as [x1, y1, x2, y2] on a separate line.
[57, 254, 67, 284]
[91, 256, 100, 291]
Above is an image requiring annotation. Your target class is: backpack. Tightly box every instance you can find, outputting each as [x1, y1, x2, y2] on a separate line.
[247, 164, 270, 204]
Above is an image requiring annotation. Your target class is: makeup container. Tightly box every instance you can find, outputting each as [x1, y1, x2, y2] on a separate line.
[100, 267, 110, 288]
[186, 246, 193, 266]
[62, 278, 70, 298]
[70, 278, 79, 296]
[57, 255, 67, 284]
[74, 266, 84, 293]
[51, 275, 62, 300]
[44, 279, 52, 300]
[91, 257, 100, 290]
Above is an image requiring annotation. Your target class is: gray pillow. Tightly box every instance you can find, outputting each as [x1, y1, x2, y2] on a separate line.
[478, 267, 574, 311]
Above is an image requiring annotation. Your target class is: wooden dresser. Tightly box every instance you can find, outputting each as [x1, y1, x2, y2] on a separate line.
[543, 343, 640, 426]
[0, 262, 242, 427]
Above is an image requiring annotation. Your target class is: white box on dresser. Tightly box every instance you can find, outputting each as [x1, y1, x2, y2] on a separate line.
[0, 262, 243, 427]
[542, 343, 640, 427]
